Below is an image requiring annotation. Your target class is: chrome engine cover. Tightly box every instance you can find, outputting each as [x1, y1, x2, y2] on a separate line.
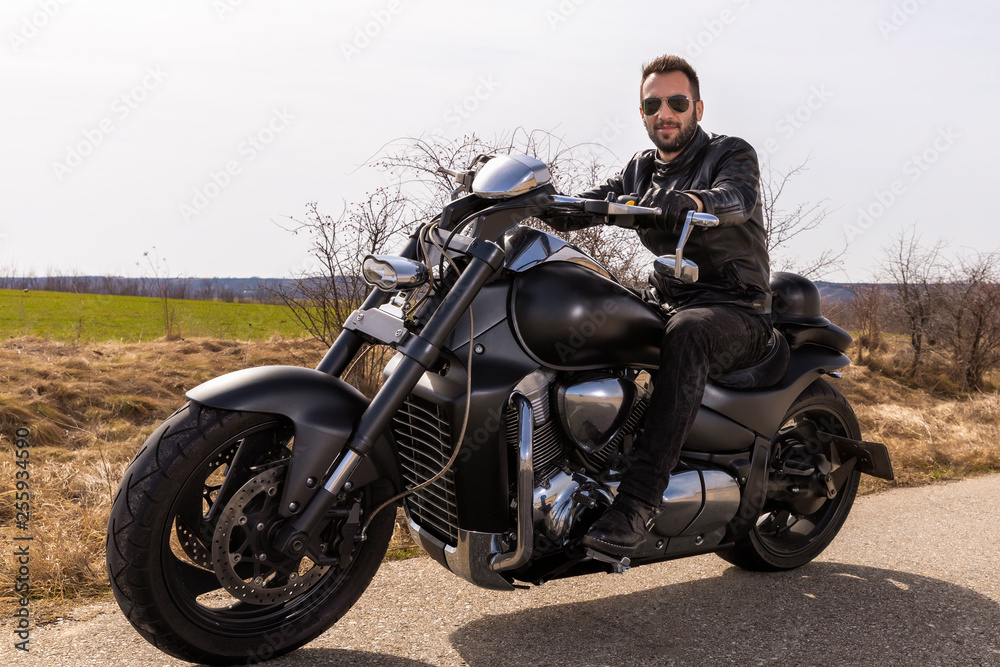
[557, 375, 639, 454]
[533, 470, 614, 551]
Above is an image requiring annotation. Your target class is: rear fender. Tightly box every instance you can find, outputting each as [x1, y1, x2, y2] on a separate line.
[703, 345, 851, 437]
[186, 365, 401, 518]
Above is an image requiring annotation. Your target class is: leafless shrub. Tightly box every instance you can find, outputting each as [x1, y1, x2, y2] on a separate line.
[942, 251, 1000, 391]
[879, 226, 948, 377]
[372, 129, 653, 287]
[849, 282, 889, 364]
[137, 247, 185, 340]
[759, 160, 846, 279]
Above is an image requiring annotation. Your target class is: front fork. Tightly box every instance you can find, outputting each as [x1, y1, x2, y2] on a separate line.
[273, 236, 506, 558]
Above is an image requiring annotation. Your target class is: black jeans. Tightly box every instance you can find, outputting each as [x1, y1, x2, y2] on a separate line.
[617, 305, 772, 507]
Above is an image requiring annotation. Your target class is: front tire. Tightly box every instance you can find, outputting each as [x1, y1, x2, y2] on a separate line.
[106, 403, 395, 665]
[719, 379, 861, 571]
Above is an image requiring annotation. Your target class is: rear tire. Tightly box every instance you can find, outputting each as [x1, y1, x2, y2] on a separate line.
[106, 403, 395, 665]
[718, 379, 861, 571]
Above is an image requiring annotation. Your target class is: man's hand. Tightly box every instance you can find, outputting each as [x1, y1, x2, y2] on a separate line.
[637, 188, 699, 232]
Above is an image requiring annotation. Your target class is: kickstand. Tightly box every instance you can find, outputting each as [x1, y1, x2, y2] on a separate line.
[585, 548, 631, 574]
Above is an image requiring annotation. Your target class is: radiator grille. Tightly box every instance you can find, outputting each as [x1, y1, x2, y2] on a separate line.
[393, 396, 459, 546]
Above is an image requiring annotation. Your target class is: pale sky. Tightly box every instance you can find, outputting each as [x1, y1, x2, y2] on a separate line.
[2, 0, 996, 282]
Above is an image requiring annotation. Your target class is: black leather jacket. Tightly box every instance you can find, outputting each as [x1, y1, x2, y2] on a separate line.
[552, 127, 771, 313]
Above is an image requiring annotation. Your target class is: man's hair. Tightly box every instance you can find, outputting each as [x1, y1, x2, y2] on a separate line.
[640, 55, 701, 101]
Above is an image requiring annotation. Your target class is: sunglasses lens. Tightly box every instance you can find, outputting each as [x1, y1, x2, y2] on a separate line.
[642, 97, 691, 115]
[667, 96, 690, 113]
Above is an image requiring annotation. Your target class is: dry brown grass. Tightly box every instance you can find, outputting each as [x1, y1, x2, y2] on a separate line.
[0, 335, 998, 617]
[841, 357, 1000, 493]
[0, 336, 328, 614]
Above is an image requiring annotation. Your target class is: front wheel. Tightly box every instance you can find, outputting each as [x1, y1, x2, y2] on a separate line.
[106, 403, 396, 665]
[718, 379, 861, 571]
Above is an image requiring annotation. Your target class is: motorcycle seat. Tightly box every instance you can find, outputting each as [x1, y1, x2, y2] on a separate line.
[711, 329, 790, 390]
[778, 321, 853, 353]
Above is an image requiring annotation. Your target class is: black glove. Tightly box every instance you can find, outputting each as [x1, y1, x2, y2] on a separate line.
[637, 187, 698, 232]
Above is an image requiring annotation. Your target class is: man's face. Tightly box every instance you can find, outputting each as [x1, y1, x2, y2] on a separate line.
[640, 71, 704, 160]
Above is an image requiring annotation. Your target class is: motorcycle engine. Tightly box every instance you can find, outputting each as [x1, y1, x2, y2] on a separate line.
[515, 369, 651, 554]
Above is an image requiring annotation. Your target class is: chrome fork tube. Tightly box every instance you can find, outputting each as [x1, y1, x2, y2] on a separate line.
[491, 392, 534, 571]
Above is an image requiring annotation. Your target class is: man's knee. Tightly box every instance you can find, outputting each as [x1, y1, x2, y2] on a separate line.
[662, 308, 717, 345]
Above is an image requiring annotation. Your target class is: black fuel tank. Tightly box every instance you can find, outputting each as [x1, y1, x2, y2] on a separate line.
[510, 262, 665, 370]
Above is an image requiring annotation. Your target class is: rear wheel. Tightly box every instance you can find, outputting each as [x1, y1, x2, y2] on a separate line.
[719, 379, 861, 571]
[106, 403, 395, 665]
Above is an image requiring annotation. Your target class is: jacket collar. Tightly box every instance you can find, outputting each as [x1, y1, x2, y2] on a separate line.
[653, 126, 711, 175]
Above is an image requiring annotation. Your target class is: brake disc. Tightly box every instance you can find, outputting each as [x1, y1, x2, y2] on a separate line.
[211, 467, 330, 605]
[175, 442, 240, 568]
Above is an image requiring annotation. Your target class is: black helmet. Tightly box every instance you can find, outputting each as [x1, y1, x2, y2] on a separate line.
[769, 272, 829, 326]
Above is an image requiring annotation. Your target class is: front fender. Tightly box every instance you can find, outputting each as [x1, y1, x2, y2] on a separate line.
[187, 365, 401, 518]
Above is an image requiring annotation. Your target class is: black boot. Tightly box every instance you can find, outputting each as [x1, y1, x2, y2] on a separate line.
[581, 492, 661, 557]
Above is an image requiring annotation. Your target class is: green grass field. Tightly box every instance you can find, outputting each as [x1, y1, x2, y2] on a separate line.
[0, 289, 311, 342]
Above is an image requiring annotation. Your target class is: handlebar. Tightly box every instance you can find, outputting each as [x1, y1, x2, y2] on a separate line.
[547, 194, 660, 229]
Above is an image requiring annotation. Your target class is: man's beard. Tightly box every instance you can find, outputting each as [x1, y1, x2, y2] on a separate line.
[647, 112, 698, 157]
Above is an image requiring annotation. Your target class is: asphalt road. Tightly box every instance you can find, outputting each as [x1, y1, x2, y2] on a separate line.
[7, 474, 1000, 666]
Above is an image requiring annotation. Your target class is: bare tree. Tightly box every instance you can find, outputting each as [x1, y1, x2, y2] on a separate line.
[848, 282, 889, 365]
[759, 160, 845, 279]
[879, 225, 947, 376]
[268, 189, 411, 342]
[943, 251, 1000, 391]
[372, 129, 655, 288]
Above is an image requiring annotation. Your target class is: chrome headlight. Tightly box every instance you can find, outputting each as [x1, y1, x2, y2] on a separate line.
[362, 255, 429, 291]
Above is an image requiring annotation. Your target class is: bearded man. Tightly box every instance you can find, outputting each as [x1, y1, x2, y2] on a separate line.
[556, 54, 773, 557]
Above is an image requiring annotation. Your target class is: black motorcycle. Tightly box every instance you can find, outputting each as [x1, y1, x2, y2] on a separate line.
[106, 153, 893, 664]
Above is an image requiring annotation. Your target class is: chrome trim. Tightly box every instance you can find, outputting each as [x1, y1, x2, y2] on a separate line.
[550, 194, 661, 217]
[514, 369, 556, 427]
[682, 470, 742, 536]
[322, 449, 363, 493]
[650, 470, 704, 535]
[654, 211, 719, 285]
[407, 520, 515, 591]
[689, 211, 721, 227]
[490, 393, 534, 571]
[533, 470, 614, 551]
[654, 255, 699, 285]
[361, 254, 429, 291]
[557, 377, 635, 454]
[648, 469, 742, 537]
[472, 154, 551, 199]
[502, 226, 616, 280]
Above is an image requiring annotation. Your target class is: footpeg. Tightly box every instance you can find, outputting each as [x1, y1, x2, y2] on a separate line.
[585, 548, 631, 573]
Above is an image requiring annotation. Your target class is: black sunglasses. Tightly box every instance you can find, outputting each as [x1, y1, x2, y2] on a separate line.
[641, 95, 698, 116]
